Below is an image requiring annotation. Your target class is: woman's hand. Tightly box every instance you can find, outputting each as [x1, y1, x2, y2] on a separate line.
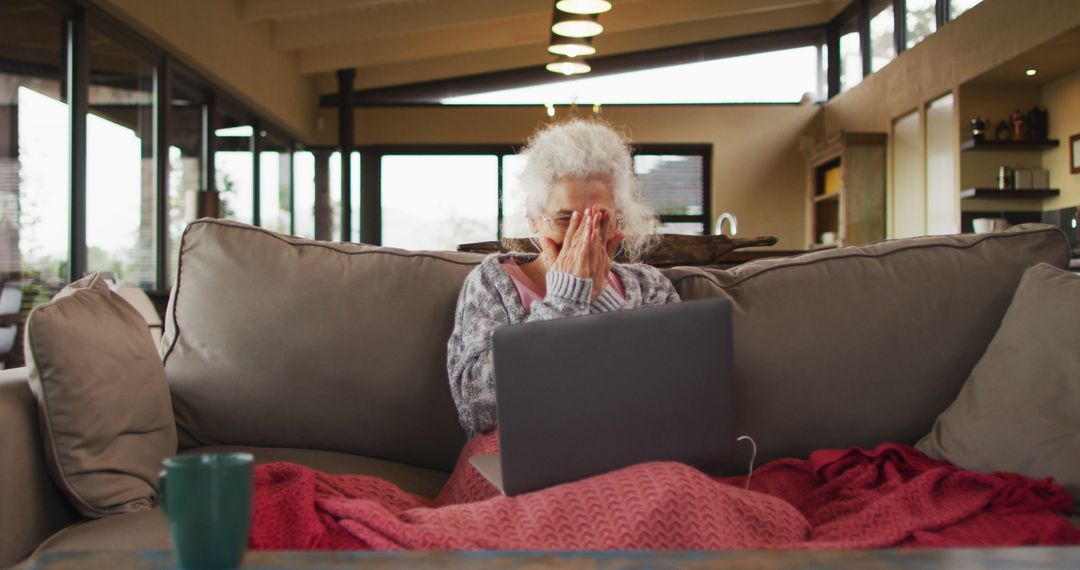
[542, 208, 613, 301]
[587, 209, 613, 299]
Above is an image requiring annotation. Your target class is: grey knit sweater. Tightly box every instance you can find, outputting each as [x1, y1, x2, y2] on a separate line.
[447, 252, 681, 435]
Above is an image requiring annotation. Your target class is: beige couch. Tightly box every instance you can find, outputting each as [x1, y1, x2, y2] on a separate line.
[1, 219, 1074, 567]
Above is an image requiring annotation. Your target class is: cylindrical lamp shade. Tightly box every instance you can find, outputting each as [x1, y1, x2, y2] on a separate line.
[555, 0, 612, 15]
[546, 57, 591, 76]
[548, 35, 596, 57]
[551, 12, 603, 38]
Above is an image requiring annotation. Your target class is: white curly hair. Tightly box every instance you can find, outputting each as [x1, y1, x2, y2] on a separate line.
[516, 119, 659, 262]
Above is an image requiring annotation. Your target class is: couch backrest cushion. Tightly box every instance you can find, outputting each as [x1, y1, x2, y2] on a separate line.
[25, 273, 176, 518]
[659, 224, 1071, 473]
[162, 219, 484, 471]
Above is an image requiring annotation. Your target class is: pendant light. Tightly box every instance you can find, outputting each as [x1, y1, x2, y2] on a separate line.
[554, 0, 611, 14]
[551, 12, 602, 38]
[546, 57, 591, 76]
[548, 35, 596, 58]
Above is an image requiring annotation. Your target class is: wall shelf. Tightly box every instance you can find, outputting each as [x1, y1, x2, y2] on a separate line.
[960, 188, 1060, 200]
[960, 139, 1060, 151]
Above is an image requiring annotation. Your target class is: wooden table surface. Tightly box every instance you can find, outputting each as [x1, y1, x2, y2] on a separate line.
[22, 547, 1080, 569]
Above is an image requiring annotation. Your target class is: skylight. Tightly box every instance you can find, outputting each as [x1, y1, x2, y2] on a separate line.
[442, 46, 821, 105]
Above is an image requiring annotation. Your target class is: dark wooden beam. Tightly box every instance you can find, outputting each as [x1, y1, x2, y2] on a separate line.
[337, 68, 355, 241]
[67, 7, 88, 283]
[359, 151, 380, 245]
[155, 56, 171, 289]
[202, 90, 216, 194]
[826, 22, 840, 98]
[252, 120, 261, 227]
[894, 0, 907, 56]
[288, 141, 296, 236]
[859, 0, 871, 79]
[313, 149, 330, 241]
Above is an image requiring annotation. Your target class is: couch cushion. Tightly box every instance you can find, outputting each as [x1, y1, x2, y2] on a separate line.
[162, 219, 484, 471]
[25, 274, 176, 518]
[659, 224, 1071, 474]
[32, 446, 450, 557]
[916, 263, 1080, 499]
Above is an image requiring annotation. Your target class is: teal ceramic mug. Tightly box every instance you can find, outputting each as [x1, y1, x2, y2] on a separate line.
[158, 453, 254, 570]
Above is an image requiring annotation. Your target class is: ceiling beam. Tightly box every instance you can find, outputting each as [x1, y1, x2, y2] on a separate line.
[298, 0, 838, 75]
[273, 0, 549, 51]
[239, 0, 417, 22]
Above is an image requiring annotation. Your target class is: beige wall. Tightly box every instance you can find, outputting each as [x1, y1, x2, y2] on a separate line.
[94, 0, 317, 141]
[892, 110, 924, 238]
[1042, 69, 1080, 211]
[316, 104, 823, 249]
[925, 93, 959, 235]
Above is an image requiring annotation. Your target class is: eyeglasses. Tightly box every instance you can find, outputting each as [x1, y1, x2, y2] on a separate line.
[538, 211, 623, 232]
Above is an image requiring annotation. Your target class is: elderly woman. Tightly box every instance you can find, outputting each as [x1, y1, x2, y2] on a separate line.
[447, 119, 681, 436]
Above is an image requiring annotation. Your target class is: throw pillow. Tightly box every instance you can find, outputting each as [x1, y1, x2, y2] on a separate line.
[916, 263, 1080, 499]
[25, 273, 177, 518]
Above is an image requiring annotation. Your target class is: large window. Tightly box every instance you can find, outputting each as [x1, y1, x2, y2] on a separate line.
[869, 0, 896, 72]
[500, 154, 531, 239]
[634, 154, 708, 234]
[292, 150, 316, 239]
[1, 0, 301, 302]
[166, 78, 203, 288]
[827, 0, 985, 98]
[1, 1, 71, 287]
[381, 155, 499, 251]
[905, 0, 937, 49]
[290, 149, 357, 241]
[259, 130, 292, 235]
[838, 15, 862, 93]
[375, 146, 710, 250]
[328, 151, 359, 242]
[949, 0, 982, 20]
[215, 124, 253, 225]
[86, 31, 157, 287]
[442, 46, 821, 105]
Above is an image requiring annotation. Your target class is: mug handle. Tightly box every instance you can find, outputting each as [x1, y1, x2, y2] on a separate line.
[157, 469, 168, 514]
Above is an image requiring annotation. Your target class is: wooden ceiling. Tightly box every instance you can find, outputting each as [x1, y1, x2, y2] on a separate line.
[238, 0, 848, 94]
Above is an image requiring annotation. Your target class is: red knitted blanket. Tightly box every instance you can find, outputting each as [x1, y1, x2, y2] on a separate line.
[250, 431, 1080, 550]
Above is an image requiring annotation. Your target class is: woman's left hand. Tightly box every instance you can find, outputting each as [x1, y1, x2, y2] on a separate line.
[588, 209, 614, 301]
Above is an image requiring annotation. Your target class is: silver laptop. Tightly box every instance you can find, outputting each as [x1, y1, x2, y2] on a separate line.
[470, 297, 735, 496]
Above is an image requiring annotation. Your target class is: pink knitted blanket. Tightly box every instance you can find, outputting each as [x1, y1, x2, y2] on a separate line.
[250, 431, 1080, 550]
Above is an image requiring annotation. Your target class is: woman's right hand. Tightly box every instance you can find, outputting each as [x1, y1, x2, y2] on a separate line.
[544, 209, 590, 278]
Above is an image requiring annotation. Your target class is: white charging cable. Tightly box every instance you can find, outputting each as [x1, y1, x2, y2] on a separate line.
[736, 435, 758, 490]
